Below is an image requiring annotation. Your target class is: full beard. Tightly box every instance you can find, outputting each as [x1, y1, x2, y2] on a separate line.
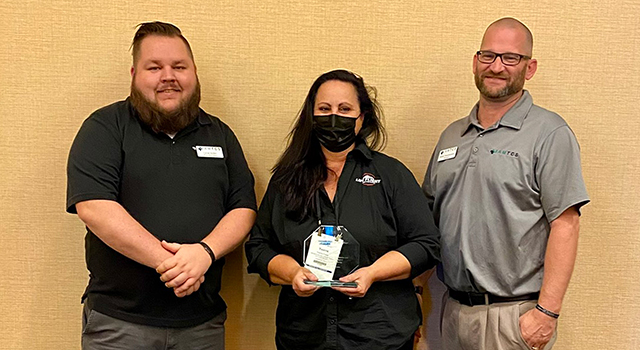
[130, 80, 201, 134]
[475, 68, 526, 100]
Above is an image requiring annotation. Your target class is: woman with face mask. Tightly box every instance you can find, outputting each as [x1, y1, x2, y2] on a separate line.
[245, 69, 440, 350]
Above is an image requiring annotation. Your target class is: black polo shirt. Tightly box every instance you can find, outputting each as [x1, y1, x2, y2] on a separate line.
[245, 142, 440, 350]
[66, 98, 256, 327]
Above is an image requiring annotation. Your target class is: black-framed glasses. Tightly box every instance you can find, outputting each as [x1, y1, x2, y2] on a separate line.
[476, 51, 531, 66]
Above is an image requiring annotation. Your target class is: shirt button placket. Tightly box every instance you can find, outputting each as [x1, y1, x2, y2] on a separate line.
[468, 132, 482, 167]
[170, 139, 177, 165]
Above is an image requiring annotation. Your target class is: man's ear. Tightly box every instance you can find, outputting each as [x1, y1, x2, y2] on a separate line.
[525, 59, 537, 80]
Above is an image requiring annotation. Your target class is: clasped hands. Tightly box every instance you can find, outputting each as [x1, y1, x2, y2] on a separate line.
[155, 241, 213, 298]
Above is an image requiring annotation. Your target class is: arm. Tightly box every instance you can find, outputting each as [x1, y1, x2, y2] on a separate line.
[266, 254, 319, 297]
[335, 250, 412, 297]
[337, 161, 441, 298]
[519, 206, 580, 349]
[156, 208, 256, 297]
[158, 121, 258, 296]
[76, 199, 173, 269]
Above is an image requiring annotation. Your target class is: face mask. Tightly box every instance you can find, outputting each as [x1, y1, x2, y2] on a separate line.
[313, 114, 358, 153]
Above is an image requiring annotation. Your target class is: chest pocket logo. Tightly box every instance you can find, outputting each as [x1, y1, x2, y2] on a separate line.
[355, 172, 381, 186]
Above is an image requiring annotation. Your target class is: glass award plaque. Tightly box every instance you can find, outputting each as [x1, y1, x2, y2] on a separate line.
[303, 225, 359, 286]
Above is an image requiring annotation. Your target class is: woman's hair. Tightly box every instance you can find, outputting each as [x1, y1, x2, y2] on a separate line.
[271, 69, 386, 221]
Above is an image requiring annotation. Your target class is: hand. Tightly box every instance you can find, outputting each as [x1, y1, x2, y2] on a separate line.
[291, 267, 320, 297]
[178, 275, 206, 298]
[332, 267, 374, 298]
[156, 241, 212, 297]
[519, 307, 557, 350]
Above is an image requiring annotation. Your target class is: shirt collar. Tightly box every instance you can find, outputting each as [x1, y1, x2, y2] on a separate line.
[196, 109, 211, 126]
[461, 90, 533, 136]
[349, 140, 373, 161]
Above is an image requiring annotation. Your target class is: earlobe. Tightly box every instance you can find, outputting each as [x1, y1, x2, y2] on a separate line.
[130, 66, 135, 77]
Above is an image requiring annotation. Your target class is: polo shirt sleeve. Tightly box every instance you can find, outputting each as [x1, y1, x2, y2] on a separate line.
[421, 147, 439, 212]
[391, 162, 441, 278]
[245, 181, 280, 284]
[66, 111, 123, 214]
[536, 125, 590, 221]
[222, 125, 257, 212]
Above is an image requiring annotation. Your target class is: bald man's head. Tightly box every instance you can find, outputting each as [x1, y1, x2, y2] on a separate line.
[482, 17, 533, 56]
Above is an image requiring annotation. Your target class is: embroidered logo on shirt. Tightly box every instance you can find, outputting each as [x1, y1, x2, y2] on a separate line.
[490, 149, 519, 158]
[355, 173, 381, 186]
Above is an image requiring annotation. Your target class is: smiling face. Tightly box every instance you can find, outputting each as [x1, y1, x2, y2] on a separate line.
[314, 80, 364, 134]
[131, 35, 197, 114]
[473, 22, 537, 102]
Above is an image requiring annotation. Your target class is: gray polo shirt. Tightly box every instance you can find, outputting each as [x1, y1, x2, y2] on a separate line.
[423, 90, 589, 296]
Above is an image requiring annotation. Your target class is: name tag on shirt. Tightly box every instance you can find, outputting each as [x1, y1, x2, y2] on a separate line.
[437, 146, 458, 162]
[193, 146, 224, 158]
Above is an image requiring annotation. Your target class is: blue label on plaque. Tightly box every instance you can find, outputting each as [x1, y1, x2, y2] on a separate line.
[324, 226, 334, 236]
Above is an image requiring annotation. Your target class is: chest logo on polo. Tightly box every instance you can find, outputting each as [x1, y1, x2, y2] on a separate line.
[437, 146, 457, 162]
[192, 145, 224, 158]
[490, 149, 519, 158]
[355, 173, 381, 186]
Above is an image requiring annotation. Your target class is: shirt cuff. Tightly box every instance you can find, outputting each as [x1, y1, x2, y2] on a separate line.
[395, 242, 438, 279]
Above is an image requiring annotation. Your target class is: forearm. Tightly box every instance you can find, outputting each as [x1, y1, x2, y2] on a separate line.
[76, 199, 172, 269]
[201, 208, 256, 260]
[538, 207, 580, 313]
[367, 251, 412, 282]
[267, 254, 303, 285]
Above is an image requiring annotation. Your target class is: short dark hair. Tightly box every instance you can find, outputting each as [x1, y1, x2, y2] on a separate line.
[271, 69, 387, 220]
[131, 21, 194, 64]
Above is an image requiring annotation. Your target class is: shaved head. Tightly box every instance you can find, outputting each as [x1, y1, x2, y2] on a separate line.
[482, 17, 533, 56]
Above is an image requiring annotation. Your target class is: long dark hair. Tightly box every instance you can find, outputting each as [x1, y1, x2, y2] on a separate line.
[271, 69, 386, 221]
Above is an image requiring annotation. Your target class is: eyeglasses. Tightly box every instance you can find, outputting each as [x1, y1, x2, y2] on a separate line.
[476, 51, 531, 66]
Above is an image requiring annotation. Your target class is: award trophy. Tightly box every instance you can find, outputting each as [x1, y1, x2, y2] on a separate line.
[303, 225, 360, 288]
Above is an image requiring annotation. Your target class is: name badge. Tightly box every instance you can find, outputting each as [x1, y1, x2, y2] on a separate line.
[437, 146, 458, 162]
[193, 146, 224, 158]
[304, 233, 344, 281]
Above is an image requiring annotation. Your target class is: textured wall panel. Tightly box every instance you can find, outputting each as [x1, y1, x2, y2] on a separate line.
[1, 0, 638, 349]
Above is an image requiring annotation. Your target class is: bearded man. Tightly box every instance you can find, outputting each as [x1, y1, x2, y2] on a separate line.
[421, 18, 589, 350]
[66, 22, 256, 350]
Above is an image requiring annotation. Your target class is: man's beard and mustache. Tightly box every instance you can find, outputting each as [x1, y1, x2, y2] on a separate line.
[474, 67, 526, 100]
[130, 79, 201, 134]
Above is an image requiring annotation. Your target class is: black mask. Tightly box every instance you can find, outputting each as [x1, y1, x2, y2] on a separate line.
[313, 114, 358, 153]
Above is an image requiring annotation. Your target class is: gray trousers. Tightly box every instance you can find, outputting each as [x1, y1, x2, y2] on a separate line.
[82, 304, 226, 350]
[441, 297, 557, 350]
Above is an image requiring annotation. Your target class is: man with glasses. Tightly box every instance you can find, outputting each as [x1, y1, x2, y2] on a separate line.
[421, 18, 589, 350]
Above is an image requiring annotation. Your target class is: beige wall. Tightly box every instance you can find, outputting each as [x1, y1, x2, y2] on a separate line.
[1, 0, 639, 349]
